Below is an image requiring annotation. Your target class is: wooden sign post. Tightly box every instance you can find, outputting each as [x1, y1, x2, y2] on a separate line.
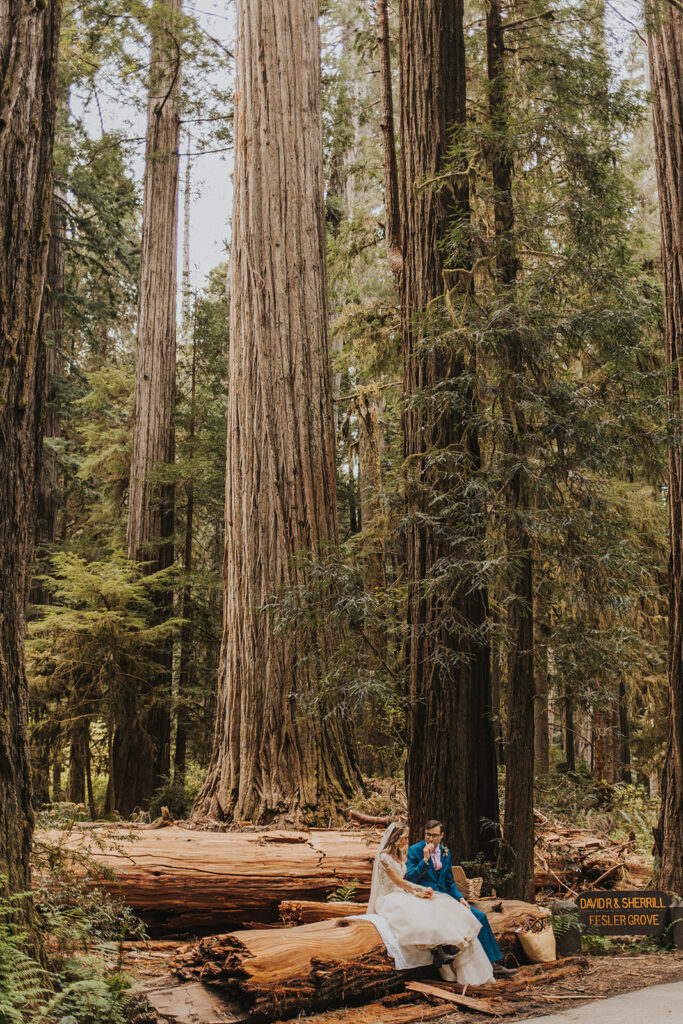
[577, 890, 670, 935]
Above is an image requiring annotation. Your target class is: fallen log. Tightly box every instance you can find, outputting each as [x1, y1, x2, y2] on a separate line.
[169, 903, 558, 1022]
[534, 823, 651, 892]
[171, 918, 408, 1021]
[39, 826, 379, 932]
[142, 976, 248, 1024]
[279, 900, 367, 925]
[347, 811, 393, 828]
[437, 957, 589, 1000]
[37, 818, 651, 932]
[278, 896, 550, 950]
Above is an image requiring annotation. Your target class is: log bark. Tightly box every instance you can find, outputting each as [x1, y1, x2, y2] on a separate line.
[170, 910, 562, 1023]
[0, 0, 62, 908]
[172, 919, 404, 1021]
[43, 826, 379, 932]
[114, 0, 182, 817]
[400, 0, 499, 861]
[191, 0, 360, 825]
[38, 822, 649, 931]
[279, 897, 549, 945]
[647, 0, 683, 894]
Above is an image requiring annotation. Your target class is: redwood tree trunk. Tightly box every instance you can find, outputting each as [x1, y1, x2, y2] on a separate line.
[68, 715, 87, 804]
[0, 0, 62, 902]
[111, 0, 182, 816]
[647, 0, 683, 893]
[534, 569, 550, 777]
[400, 0, 499, 858]
[376, 0, 401, 277]
[192, 0, 360, 824]
[34, 185, 66, 585]
[487, 0, 535, 902]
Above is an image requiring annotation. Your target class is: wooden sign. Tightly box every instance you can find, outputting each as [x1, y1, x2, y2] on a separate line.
[577, 890, 670, 935]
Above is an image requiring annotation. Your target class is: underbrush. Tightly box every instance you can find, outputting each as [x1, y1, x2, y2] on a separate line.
[534, 766, 659, 860]
[0, 810, 153, 1024]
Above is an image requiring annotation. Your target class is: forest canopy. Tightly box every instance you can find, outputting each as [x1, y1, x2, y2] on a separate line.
[1, 0, 683, 963]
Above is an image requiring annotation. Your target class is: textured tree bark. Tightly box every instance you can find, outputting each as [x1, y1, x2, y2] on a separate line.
[400, 0, 499, 861]
[376, 0, 401, 276]
[647, 0, 683, 893]
[174, 321, 195, 787]
[563, 683, 576, 772]
[356, 388, 387, 658]
[534, 569, 550, 777]
[173, 135, 193, 787]
[593, 698, 616, 785]
[192, 0, 360, 824]
[0, 0, 62, 907]
[618, 679, 631, 783]
[486, 0, 535, 902]
[68, 716, 87, 804]
[34, 184, 66, 588]
[112, 0, 182, 816]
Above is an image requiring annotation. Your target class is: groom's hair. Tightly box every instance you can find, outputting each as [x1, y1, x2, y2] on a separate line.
[425, 819, 443, 832]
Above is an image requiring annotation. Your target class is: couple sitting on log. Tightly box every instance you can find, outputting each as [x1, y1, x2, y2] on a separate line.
[366, 820, 515, 985]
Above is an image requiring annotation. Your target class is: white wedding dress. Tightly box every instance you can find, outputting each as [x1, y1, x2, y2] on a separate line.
[366, 836, 493, 985]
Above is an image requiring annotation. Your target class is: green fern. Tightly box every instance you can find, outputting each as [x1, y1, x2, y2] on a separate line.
[327, 879, 360, 903]
[0, 888, 48, 1024]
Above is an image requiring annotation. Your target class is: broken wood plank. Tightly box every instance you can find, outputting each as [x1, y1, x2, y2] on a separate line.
[405, 981, 512, 1016]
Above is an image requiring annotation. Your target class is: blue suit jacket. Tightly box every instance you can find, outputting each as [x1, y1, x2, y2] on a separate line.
[406, 840, 464, 900]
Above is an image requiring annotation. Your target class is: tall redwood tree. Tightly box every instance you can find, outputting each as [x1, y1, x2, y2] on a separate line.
[109, 0, 182, 815]
[0, 0, 62, 896]
[486, 0, 535, 902]
[647, 0, 683, 894]
[400, 0, 499, 858]
[192, 0, 359, 823]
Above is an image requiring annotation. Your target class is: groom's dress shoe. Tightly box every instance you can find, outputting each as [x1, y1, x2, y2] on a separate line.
[431, 945, 455, 967]
[493, 964, 518, 978]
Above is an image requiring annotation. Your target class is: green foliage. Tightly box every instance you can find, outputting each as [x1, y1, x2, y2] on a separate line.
[581, 933, 613, 956]
[536, 772, 659, 860]
[327, 879, 360, 903]
[148, 763, 205, 820]
[0, 876, 144, 1024]
[550, 908, 583, 938]
[0, 888, 47, 1024]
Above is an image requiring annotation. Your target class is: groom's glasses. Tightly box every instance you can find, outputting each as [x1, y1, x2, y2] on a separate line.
[425, 831, 442, 841]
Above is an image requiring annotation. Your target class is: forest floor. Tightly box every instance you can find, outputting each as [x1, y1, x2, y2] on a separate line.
[119, 939, 683, 1023]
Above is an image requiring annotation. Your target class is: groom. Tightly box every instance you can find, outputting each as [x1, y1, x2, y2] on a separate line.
[406, 819, 515, 978]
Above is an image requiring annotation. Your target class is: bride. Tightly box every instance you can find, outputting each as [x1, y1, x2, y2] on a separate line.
[367, 822, 493, 985]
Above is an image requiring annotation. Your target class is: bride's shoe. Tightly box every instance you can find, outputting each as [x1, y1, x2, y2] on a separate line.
[438, 962, 458, 982]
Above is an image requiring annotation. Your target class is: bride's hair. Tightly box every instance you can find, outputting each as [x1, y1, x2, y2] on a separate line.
[384, 823, 408, 855]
